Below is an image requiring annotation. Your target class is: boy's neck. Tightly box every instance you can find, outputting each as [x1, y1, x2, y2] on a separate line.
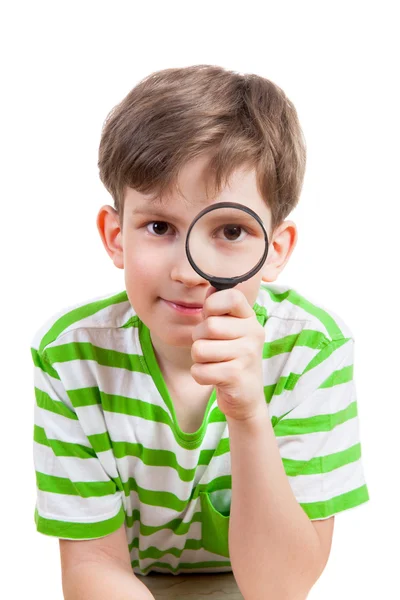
[149, 331, 194, 375]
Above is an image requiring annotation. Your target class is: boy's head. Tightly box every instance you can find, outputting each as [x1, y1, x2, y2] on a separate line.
[96, 65, 305, 348]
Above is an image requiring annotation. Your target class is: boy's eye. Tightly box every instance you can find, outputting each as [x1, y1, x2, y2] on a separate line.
[213, 224, 249, 242]
[146, 221, 172, 236]
[216, 225, 246, 242]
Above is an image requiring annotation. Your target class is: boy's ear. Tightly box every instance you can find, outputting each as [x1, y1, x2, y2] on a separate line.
[96, 205, 124, 270]
[260, 220, 298, 282]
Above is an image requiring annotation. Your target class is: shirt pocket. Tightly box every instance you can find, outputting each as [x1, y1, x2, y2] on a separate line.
[199, 491, 230, 558]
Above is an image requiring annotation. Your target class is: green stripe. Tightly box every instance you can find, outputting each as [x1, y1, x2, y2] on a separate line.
[34, 504, 125, 539]
[67, 386, 102, 407]
[34, 388, 78, 420]
[87, 431, 115, 453]
[263, 329, 329, 359]
[260, 285, 292, 303]
[321, 364, 353, 387]
[260, 285, 345, 339]
[283, 443, 362, 476]
[121, 314, 140, 328]
[44, 342, 148, 373]
[252, 303, 268, 326]
[38, 291, 129, 354]
[35, 471, 118, 497]
[300, 484, 370, 519]
[34, 425, 95, 457]
[303, 337, 351, 375]
[129, 536, 204, 559]
[125, 507, 200, 532]
[31, 347, 45, 369]
[121, 475, 232, 515]
[274, 401, 358, 436]
[264, 374, 300, 403]
[31, 348, 59, 379]
[133, 559, 232, 575]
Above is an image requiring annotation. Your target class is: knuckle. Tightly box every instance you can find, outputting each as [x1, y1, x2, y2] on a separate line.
[191, 341, 204, 361]
[190, 364, 200, 382]
[231, 289, 242, 308]
[206, 317, 220, 337]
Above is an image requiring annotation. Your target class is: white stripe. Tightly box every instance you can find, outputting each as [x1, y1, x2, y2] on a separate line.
[272, 379, 355, 420]
[277, 417, 362, 461]
[288, 458, 367, 503]
[35, 404, 92, 446]
[271, 339, 354, 414]
[36, 490, 123, 522]
[33, 441, 118, 482]
[30, 290, 131, 349]
[45, 318, 143, 359]
[34, 365, 74, 409]
[262, 345, 317, 386]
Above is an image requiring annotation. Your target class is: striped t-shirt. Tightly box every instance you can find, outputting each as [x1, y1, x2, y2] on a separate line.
[31, 282, 370, 576]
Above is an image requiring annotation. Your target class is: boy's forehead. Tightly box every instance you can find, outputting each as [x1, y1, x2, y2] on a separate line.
[125, 166, 271, 223]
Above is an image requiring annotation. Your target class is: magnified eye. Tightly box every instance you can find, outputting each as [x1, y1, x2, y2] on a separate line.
[146, 221, 171, 236]
[214, 224, 248, 242]
[224, 225, 242, 241]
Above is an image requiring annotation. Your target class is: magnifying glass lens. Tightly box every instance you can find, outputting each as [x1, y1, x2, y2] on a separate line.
[187, 207, 266, 279]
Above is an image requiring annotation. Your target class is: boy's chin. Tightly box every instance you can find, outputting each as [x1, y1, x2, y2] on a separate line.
[161, 334, 193, 348]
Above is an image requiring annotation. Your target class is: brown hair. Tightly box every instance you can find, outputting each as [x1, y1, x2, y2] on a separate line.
[98, 64, 306, 235]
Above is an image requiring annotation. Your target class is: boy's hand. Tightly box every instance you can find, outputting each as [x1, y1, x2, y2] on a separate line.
[190, 287, 267, 422]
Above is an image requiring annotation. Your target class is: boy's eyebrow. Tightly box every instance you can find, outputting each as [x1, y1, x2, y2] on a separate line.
[131, 206, 184, 222]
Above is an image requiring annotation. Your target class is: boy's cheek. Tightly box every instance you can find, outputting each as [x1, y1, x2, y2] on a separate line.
[126, 256, 157, 284]
[124, 260, 159, 306]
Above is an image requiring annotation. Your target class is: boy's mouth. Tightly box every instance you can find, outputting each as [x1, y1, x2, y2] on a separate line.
[161, 298, 203, 314]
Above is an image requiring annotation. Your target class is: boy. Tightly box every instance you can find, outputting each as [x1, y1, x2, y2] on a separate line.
[31, 64, 369, 599]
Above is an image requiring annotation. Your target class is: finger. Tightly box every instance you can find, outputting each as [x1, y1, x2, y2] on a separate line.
[191, 337, 254, 363]
[191, 359, 237, 386]
[192, 315, 247, 342]
[203, 288, 254, 319]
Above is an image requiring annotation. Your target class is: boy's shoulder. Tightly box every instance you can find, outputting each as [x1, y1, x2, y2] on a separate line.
[30, 289, 134, 355]
[255, 282, 354, 343]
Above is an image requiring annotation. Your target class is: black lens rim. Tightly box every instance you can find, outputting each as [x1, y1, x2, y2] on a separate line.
[185, 201, 269, 290]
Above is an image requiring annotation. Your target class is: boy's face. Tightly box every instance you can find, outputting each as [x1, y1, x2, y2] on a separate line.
[98, 154, 297, 349]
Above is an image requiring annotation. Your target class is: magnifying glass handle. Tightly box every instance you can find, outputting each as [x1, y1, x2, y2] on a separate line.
[209, 280, 237, 291]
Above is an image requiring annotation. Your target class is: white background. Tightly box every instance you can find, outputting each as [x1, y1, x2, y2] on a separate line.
[1, 0, 398, 598]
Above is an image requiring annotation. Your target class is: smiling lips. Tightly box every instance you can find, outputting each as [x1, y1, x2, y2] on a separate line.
[162, 299, 203, 314]
[169, 300, 203, 308]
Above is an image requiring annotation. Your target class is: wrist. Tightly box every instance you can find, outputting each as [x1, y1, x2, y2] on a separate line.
[226, 400, 269, 430]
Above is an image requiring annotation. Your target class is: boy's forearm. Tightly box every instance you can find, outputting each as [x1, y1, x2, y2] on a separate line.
[227, 404, 322, 600]
[62, 560, 155, 600]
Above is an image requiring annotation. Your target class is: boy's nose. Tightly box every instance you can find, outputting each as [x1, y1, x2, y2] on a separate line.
[170, 251, 208, 287]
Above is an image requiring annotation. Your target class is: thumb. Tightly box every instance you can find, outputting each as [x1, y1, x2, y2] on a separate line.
[202, 285, 217, 319]
[205, 286, 217, 301]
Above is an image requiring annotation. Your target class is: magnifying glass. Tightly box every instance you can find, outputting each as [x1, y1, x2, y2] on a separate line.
[185, 202, 269, 291]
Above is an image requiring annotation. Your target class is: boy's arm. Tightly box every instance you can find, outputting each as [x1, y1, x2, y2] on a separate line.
[60, 524, 155, 600]
[61, 561, 155, 600]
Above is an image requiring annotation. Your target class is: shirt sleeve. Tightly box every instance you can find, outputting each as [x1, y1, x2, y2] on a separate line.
[272, 335, 370, 520]
[31, 346, 126, 540]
